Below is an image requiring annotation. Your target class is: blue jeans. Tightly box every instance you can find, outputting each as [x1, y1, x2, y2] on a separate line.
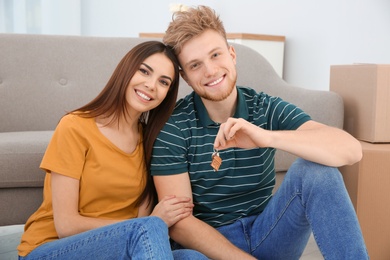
[216, 159, 369, 259]
[20, 216, 206, 260]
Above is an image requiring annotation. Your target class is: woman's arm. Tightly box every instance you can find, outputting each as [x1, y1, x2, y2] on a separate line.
[51, 172, 121, 238]
[52, 171, 194, 238]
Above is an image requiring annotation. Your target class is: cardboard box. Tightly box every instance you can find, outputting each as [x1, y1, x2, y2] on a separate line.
[340, 141, 390, 259]
[330, 64, 390, 143]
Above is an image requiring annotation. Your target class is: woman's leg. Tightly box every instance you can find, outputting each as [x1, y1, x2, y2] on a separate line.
[20, 216, 174, 260]
[172, 249, 209, 260]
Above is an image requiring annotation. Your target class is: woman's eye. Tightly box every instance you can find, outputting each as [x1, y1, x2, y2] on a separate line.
[160, 80, 170, 86]
[212, 53, 219, 58]
[140, 68, 149, 75]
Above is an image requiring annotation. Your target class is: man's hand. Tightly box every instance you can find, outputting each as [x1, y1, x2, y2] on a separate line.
[214, 118, 270, 150]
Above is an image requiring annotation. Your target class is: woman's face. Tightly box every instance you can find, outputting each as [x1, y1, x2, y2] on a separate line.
[126, 53, 175, 114]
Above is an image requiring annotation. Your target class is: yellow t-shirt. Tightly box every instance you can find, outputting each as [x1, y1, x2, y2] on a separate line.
[18, 114, 146, 256]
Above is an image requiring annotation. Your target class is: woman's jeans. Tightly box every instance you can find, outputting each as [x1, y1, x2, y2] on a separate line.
[216, 158, 369, 259]
[19, 216, 207, 260]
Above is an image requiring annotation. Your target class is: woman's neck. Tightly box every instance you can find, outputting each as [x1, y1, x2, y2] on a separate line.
[96, 113, 141, 154]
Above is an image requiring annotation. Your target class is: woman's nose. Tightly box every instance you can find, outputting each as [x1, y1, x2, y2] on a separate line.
[145, 78, 157, 90]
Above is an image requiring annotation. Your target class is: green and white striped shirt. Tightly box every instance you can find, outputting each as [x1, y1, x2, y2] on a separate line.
[151, 87, 311, 227]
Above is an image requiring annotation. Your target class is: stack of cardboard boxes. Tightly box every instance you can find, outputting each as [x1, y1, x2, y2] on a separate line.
[330, 64, 390, 260]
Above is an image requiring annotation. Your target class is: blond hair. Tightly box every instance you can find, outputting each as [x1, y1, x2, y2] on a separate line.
[163, 5, 227, 55]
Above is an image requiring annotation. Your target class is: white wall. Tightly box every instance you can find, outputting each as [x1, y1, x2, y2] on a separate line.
[1, 0, 390, 90]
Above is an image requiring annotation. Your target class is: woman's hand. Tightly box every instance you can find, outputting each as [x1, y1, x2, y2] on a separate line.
[150, 195, 194, 227]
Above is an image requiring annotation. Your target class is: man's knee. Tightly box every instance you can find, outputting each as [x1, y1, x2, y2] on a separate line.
[287, 158, 342, 184]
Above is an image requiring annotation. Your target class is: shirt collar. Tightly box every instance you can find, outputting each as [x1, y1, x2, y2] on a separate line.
[194, 87, 249, 127]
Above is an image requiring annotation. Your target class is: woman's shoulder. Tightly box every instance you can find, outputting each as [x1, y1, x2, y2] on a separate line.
[59, 113, 91, 124]
[56, 113, 95, 132]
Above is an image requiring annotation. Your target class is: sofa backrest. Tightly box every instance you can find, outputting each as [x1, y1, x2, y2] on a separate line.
[0, 33, 344, 171]
[0, 33, 291, 132]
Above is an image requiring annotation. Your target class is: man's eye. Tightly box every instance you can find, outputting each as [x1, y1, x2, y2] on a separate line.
[190, 63, 199, 70]
[212, 53, 219, 58]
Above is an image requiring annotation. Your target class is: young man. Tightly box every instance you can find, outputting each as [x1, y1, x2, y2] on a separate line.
[151, 5, 368, 260]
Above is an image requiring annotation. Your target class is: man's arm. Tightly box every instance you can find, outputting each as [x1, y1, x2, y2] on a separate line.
[273, 120, 362, 166]
[153, 173, 255, 260]
[215, 118, 362, 167]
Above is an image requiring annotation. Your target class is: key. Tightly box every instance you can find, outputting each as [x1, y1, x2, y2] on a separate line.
[211, 149, 222, 172]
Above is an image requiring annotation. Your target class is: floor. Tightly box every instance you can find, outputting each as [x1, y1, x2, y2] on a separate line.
[301, 233, 323, 259]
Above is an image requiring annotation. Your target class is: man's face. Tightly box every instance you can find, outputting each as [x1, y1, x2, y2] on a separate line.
[178, 29, 237, 102]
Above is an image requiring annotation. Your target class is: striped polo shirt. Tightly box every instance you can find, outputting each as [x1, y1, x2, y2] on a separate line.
[151, 86, 311, 227]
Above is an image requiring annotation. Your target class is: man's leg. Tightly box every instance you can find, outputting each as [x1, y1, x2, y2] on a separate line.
[248, 158, 368, 259]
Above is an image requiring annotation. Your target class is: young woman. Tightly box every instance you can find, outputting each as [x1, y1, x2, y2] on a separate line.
[17, 41, 205, 259]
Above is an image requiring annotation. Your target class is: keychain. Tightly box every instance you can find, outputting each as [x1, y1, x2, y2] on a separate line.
[211, 149, 222, 172]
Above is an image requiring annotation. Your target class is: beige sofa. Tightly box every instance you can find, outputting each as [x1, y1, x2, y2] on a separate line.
[0, 33, 343, 259]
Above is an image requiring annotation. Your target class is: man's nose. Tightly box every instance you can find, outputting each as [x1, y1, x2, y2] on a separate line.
[204, 61, 217, 77]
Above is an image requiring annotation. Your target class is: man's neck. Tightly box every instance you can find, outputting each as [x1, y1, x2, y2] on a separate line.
[202, 88, 238, 124]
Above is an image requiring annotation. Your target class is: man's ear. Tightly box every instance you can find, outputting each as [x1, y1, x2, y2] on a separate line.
[229, 45, 237, 65]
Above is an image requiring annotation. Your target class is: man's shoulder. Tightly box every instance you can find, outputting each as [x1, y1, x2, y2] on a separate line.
[238, 86, 275, 104]
[238, 86, 267, 98]
[175, 91, 195, 106]
[171, 92, 197, 118]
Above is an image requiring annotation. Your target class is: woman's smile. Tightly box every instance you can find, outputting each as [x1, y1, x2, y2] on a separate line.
[135, 89, 152, 101]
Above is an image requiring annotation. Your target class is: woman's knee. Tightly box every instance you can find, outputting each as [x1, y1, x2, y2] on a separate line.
[139, 216, 168, 234]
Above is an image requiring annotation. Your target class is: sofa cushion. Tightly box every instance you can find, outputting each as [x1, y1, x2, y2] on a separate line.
[0, 131, 50, 225]
[0, 131, 53, 188]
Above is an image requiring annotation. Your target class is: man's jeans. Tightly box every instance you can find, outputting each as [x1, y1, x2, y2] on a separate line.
[217, 158, 369, 259]
[19, 216, 205, 260]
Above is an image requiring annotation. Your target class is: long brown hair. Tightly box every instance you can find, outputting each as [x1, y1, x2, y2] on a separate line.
[70, 41, 180, 207]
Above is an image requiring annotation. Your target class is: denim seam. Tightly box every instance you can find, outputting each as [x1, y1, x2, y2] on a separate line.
[239, 218, 252, 252]
[47, 226, 123, 259]
[251, 191, 302, 253]
[138, 224, 154, 260]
